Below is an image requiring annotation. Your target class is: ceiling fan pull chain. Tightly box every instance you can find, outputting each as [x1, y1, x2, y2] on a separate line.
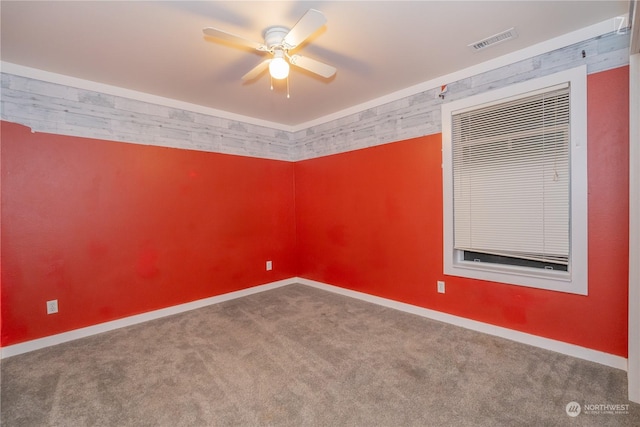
[287, 75, 290, 99]
[270, 75, 274, 91]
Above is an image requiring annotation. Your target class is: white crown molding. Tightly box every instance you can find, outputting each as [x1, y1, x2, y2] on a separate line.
[291, 15, 629, 132]
[0, 61, 294, 133]
[1, 15, 627, 135]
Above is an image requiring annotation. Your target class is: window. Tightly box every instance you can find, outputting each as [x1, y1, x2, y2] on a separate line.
[442, 66, 587, 295]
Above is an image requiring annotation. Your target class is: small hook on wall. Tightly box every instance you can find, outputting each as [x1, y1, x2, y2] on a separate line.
[439, 84, 448, 100]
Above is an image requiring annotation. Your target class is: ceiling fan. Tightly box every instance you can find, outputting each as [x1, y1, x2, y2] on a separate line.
[203, 9, 336, 95]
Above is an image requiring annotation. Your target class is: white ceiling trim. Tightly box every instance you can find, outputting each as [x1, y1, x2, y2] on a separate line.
[292, 14, 628, 132]
[0, 15, 626, 135]
[0, 61, 292, 132]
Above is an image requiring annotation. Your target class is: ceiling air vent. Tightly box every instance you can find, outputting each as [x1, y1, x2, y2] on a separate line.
[468, 27, 518, 51]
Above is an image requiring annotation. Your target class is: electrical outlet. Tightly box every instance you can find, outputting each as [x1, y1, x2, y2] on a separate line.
[46, 299, 58, 314]
[437, 281, 445, 294]
[266, 260, 273, 271]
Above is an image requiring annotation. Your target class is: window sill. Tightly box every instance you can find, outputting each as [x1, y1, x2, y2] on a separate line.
[445, 259, 586, 295]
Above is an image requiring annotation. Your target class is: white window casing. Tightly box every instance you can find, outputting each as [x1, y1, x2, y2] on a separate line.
[442, 66, 588, 295]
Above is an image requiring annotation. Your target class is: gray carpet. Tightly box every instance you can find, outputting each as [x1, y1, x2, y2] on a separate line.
[1, 284, 638, 426]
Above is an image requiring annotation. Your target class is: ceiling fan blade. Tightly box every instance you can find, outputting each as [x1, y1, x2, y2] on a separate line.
[289, 54, 336, 78]
[203, 27, 267, 51]
[283, 9, 326, 49]
[242, 59, 271, 81]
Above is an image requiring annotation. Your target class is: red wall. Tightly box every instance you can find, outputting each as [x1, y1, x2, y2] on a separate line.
[0, 66, 630, 356]
[295, 66, 630, 356]
[1, 122, 297, 346]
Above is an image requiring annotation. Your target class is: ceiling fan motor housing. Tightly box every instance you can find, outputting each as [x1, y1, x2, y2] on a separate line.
[263, 26, 290, 50]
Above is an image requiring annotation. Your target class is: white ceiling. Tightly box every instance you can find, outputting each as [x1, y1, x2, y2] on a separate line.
[0, 1, 630, 127]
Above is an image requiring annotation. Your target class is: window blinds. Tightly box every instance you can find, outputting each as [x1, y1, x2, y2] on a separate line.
[451, 84, 570, 265]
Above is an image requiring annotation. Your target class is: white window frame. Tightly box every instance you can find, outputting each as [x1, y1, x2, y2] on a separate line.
[442, 66, 587, 295]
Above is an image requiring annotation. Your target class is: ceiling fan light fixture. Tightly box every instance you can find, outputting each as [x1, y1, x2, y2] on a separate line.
[269, 50, 290, 80]
[203, 9, 335, 86]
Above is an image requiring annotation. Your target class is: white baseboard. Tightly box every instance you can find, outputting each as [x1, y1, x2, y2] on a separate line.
[0, 278, 297, 359]
[296, 277, 628, 371]
[1, 276, 628, 372]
